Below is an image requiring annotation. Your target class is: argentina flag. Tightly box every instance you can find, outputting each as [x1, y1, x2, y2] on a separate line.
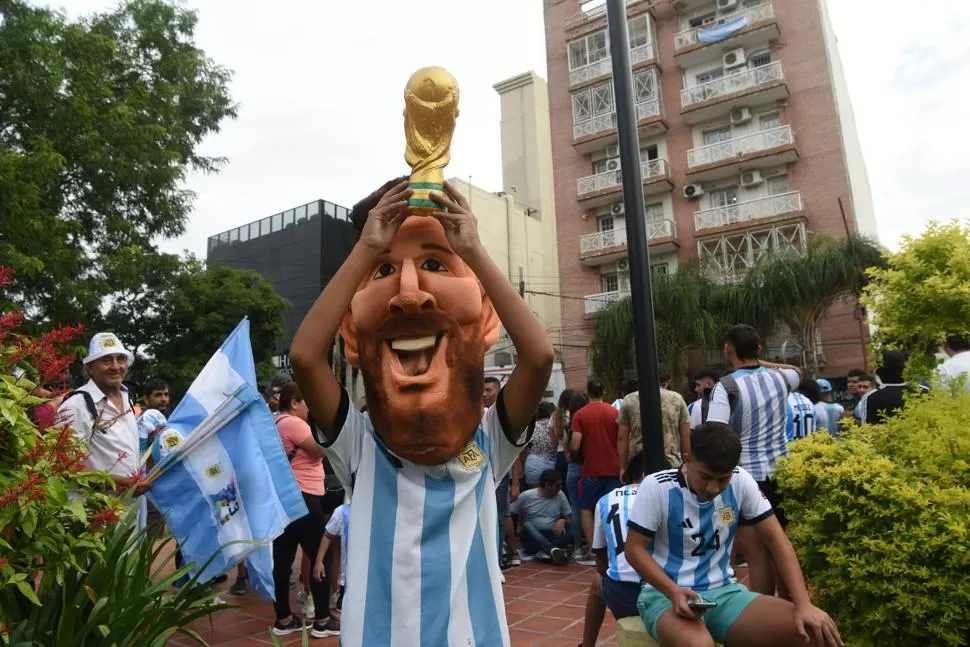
[147, 319, 307, 600]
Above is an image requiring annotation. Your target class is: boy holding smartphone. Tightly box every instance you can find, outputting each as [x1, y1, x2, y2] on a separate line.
[624, 423, 842, 647]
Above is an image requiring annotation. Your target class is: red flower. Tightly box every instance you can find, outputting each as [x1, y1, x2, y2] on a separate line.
[0, 266, 14, 288]
[0, 312, 24, 336]
[87, 507, 121, 531]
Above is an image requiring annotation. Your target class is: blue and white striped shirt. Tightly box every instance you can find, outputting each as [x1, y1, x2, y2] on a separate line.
[592, 485, 640, 583]
[787, 392, 816, 441]
[707, 367, 800, 481]
[320, 390, 527, 647]
[627, 467, 773, 591]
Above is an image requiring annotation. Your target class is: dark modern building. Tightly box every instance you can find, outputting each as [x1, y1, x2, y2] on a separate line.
[207, 198, 357, 366]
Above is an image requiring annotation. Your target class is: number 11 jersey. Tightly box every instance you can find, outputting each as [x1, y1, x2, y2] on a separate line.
[592, 485, 640, 583]
[627, 467, 773, 591]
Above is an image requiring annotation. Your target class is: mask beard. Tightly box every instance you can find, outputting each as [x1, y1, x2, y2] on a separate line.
[358, 317, 486, 465]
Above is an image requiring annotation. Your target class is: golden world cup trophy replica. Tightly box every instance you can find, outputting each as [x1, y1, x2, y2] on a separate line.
[403, 66, 460, 212]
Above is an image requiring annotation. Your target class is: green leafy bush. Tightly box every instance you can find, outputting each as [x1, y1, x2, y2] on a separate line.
[2, 515, 230, 646]
[775, 388, 970, 647]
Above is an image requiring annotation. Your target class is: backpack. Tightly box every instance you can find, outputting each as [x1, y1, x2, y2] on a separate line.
[62, 389, 136, 433]
[695, 374, 741, 425]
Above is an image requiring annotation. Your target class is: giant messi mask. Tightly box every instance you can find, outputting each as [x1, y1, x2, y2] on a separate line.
[340, 67, 501, 466]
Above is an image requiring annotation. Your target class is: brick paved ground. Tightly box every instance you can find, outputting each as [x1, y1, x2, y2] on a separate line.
[168, 558, 749, 646]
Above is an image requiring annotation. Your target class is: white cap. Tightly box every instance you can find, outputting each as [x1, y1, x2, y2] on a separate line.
[83, 332, 134, 366]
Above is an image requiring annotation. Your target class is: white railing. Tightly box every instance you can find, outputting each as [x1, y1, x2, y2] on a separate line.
[570, 58, 613, 86]
[573, 112, 617, 139]
[630, 43, 655, 65]
[674, 3, 775, 50]
[647, 218, 675, 239]
[584, 290, 629, 315]
[580, 219, 675, 256]
[636, 97, 660, 121]
[687, 126, 794, 167]
[681, 61, 784, 107]
[694, 191, 803, 231]
[565, 0, 645, 30]
[577, 159, 670, 197]
[569, 43, 655, 86]
[580, 229, 627, 255]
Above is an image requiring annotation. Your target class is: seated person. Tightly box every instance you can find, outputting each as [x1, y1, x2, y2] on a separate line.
[580, 453, 646, 647]
[625, 422, 842, 647]
[510, 469, 572, 564]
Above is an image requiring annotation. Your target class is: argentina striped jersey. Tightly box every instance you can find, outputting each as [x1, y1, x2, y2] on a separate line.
[319, 389, 528, 647]
[707, 367, 800, 480]
[787, 392, 816, 441]
[592, 485, 640, 583]
[627, 468, 773, 591]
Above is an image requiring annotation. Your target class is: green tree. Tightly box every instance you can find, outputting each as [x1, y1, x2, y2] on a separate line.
[150, 262, 288, 396]
[746, 236, 885, 376]
[0, 0, 235, 325]
[861, 221, 970, 378]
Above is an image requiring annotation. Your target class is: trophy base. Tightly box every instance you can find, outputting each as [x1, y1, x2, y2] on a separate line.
[407, 182, 444, 211]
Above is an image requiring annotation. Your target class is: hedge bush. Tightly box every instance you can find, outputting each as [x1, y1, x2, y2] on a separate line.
[775, 388, 970, 647]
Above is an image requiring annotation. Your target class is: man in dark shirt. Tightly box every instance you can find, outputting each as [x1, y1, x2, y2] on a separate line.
[861, 351, 927, 424]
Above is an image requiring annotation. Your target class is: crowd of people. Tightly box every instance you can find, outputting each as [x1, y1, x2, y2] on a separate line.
[37, 176, 970, 647]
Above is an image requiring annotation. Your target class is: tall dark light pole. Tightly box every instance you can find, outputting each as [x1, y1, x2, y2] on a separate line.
[606, 0, 666, 476]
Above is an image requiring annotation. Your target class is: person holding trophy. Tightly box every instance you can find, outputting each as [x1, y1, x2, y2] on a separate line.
[291, 67, 554, 647]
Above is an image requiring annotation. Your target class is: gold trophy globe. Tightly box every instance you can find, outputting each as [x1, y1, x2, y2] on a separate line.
[403, 66, 460, 211]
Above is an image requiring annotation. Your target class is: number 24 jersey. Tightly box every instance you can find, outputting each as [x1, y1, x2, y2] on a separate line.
[627, 467, 773, 591]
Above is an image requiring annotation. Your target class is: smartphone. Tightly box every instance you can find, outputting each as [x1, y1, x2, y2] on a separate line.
[688, 599, 718, 615]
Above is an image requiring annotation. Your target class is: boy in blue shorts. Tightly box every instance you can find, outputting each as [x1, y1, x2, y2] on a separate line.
[625, 422, 842, 647]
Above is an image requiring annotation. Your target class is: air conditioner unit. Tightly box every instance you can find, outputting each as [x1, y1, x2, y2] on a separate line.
[606, 159, 621, 171]
[740, 169, 764, 187]
[722, 47, 747, 69]
[730, 107, 752, 125]
[617, 259, 629, 271]
[610, 203, 625, 216]
[683, 184, 704, 199]
[717, 0, 739, 11]
[606, 144, 621, 157]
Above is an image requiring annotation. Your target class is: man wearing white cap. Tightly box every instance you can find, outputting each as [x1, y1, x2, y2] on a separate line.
[58, 332, 144, 493]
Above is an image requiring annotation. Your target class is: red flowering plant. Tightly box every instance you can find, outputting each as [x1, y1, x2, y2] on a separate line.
[0, 268, 121, 609]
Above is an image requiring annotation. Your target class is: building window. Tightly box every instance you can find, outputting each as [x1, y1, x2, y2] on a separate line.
[696, 68, 724, 86]
[568, 30, 609, 70]
[703, 126, 733, 146]
[767, 175, 790, 195]
[634, 69, 657, 102]
[598, 216, 615, 232]
[249, 222, 259, 240]
[688, 12, 716, 29]
[710, 187, 740, 209]
[749, 50, 771, 68]
[308, 201, 320, 217]
[283, 209, 295, 228]
[601, 272, 619, 293]
[640, 144, 659, 162]
[592, 83, 614, 114]
[296, 204, 308, 223]
[651, 263, 669, 275]
[759, 112, 781, 130]
[271, 213, 283, 232]
[645, 203, 665, 222]
[628, 14, 650, 49]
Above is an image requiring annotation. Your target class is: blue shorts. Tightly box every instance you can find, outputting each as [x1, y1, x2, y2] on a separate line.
[579, 476, 623, 510]
[637, 582, 759, 644]
[602, 576, 640, 619]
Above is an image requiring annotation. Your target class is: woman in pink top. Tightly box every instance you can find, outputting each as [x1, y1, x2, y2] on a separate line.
[271, 382, 334, 636]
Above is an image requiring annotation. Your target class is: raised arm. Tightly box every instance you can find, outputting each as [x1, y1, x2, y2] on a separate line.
[431, 183, 554, 435]
[290, 182, 412, 439]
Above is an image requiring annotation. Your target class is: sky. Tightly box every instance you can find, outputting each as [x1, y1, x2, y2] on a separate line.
[49, 0, 970, 257]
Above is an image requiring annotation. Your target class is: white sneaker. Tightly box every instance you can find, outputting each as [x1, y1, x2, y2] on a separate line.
[572, 547, 586, 561]
[534, 550, 553, 562]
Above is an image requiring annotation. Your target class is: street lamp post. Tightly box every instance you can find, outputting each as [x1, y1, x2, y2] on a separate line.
[606, 0, 666, 476]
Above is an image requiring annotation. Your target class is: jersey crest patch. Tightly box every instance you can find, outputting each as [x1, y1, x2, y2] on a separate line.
[457, 440, 487, 472]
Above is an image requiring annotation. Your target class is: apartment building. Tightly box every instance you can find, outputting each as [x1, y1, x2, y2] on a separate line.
[543, 0, 877, 386]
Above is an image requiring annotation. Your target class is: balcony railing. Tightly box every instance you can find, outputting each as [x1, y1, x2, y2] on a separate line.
[569, 43, 655, 86]
[694, 191, 803, 231]
[580, 219, 676, 255]
[577, 159, 670, 197]
[674, 3, 775, 50]
[687, 126, 794, 168]
[681, 61, 784, 107]
[584, 290, 629, 315]
[573, 98, 658, 140]
[565, 0, 644, 30]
